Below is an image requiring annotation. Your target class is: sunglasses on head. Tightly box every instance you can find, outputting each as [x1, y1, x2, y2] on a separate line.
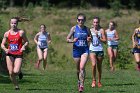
[78, 19, 85, 22]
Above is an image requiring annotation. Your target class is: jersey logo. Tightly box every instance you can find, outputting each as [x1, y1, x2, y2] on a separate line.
[10, 44, 18, 51]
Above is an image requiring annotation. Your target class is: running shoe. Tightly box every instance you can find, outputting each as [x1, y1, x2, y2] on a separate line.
[98, 82, 102, 88]
[110, 66, 115, 72]
[91, 80, 96, 88]
[79, 85, 84, 92]
[18, 72, 23, 80]
[35, 63, 39, 69]
[15, 86, 20, 90]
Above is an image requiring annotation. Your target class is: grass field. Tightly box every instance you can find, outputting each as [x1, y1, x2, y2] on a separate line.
[0, 65, 140, 93]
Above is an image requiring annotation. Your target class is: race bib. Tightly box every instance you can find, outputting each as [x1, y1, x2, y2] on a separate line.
[137, 34, 140, 38]
[92, 37, 99, 46]
[39, 40, 47, 47]
[10, 44, 18, 51]
[78, 40, 86, 46]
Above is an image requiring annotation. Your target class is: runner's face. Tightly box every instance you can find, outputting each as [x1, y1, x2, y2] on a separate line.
[10, 19, 18, 29]
[77, 16, 85, 26]
[93, 19, 99, 28]
[109, 22, 114, 29]
[40, 25, 46, 32]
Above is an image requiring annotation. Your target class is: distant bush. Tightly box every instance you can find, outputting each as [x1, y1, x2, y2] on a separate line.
[109, 0, 122, 17]
[40, 0, 50, 10]
[0, 0, 7, 11]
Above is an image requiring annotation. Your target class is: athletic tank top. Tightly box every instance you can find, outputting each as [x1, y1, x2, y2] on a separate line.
[106, 29, 118, 45]
[135, 28, 140, 45]
[89, 29, 103, 51]
[37, 32, 48, 48]
[73, 25, 88, 47]
[8, 31, 22, 55]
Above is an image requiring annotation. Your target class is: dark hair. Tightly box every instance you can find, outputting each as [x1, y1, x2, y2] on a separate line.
[11, 16, 29, 22]
[11, 17, 18, 22]
[110, 21, 117, 27]
[40, 24, 46, 28]
[77, 13, 86, 21]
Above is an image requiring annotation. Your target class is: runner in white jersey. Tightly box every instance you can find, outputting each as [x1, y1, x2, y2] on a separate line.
[34, 24, 51, 70]
[105, 21, 119, 72]
[89, 17, 106, 88]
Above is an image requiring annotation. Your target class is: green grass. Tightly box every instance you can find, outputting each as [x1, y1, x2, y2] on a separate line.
[0, 66, 140, 93]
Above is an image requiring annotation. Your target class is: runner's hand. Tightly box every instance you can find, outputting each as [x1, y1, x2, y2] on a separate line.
[4, 49, 10, 54]
[73, 38, 78, 43]
[20, 45, 25, 52]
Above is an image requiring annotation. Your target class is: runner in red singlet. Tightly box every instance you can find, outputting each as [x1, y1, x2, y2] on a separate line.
[1, 17, 29, 90]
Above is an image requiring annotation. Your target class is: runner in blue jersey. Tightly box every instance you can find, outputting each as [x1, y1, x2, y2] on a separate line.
[34, 24, 51, 70]
[105, 21, 119, 72]
[132, 26, 140, 71]
[66, 13, 91, 92]
[89, 17, 106, 88]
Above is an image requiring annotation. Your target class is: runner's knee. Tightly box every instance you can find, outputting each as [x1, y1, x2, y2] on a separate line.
[8, 71, 14, 76]
[13, 69, 20, 74]
[38, 58, 43, 61]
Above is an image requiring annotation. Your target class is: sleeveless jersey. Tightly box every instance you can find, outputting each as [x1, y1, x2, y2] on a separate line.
[73, 25, 88, 47]
[8, 31, 23, 55]
[106, 29, 118, 46]
[37, 32, 48, 48]
[89, 29, 103, 51]
[135, 27, 140, 45]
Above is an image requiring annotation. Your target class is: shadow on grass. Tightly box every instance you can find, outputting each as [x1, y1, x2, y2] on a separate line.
[0, 73, 39, 84]
[103, 77, 115, 80]
[0, 75, 11, 84]
[105, 82, 135, 86]
[23, 73, 45, 77]
[98, 90, 126, 93]
[27, 88, 59, 91]
[86, 77, 115, 80]
[27, 88, 74, 91]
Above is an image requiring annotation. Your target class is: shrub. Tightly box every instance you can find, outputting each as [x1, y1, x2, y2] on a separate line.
[109, 0, 122, 17]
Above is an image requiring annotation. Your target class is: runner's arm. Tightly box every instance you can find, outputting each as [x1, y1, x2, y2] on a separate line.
[113, 30, 119, 40]
[100, 29, 106, 43]
[132, 29, 137, 48]
[47, 32, 51, 44]
[1, 32, 9, 53]
[34, 33, 39, 45]
[66, 26, 76, 43]
[21, 31, 29, 50]
[87, 28, 92, 42]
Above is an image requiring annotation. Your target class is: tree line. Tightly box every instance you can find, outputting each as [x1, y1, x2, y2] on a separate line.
[0, 0, 140, 9]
